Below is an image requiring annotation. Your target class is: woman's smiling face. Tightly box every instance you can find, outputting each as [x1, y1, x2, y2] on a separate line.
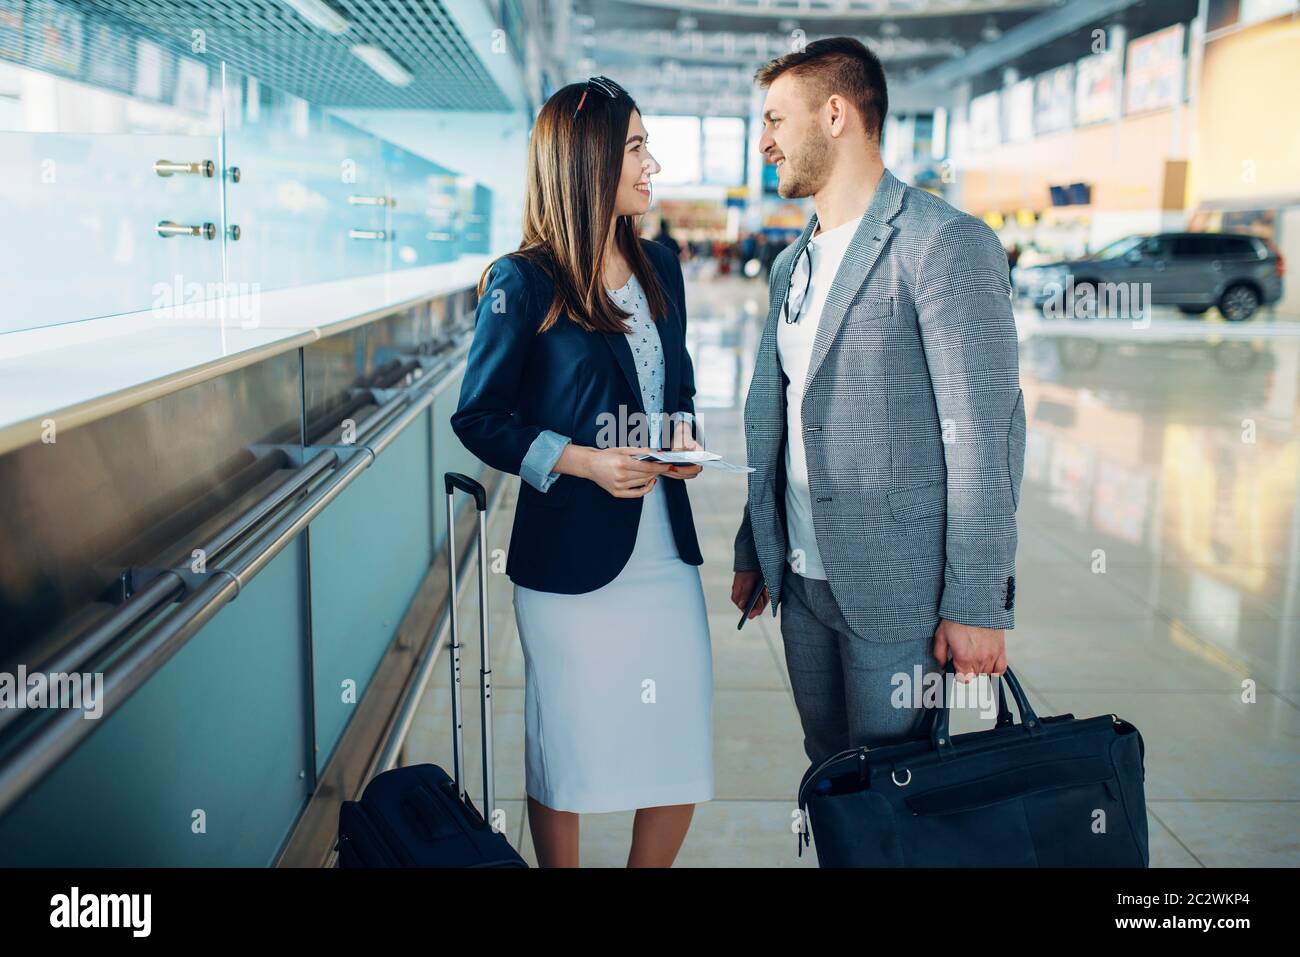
[613, 110, 661, 217]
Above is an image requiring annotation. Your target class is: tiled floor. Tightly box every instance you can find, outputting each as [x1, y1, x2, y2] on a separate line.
[402, 276, 1300, 867]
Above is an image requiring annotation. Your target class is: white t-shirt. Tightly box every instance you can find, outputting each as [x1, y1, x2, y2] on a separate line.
[776, 214, 863, 580]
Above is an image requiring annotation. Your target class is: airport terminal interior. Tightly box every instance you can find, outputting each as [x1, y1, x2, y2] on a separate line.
[0, 0, 1297, 869]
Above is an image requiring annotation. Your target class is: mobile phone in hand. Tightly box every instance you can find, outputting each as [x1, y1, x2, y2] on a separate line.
[737, 580, 766, 630]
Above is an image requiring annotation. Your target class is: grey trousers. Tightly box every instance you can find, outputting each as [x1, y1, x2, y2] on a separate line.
[780, 572, 941, 767]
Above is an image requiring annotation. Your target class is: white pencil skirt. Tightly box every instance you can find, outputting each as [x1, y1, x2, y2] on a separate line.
[512, 479, 715, 813]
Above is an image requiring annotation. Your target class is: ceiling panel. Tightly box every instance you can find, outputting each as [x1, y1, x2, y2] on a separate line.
[32, 0, 512, 110]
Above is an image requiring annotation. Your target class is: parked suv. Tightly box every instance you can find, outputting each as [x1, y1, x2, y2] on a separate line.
[1014, 232, 1284, 321]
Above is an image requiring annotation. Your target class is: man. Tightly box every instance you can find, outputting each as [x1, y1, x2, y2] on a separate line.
[654, 216, 682, 259]
[732, 37, 1027, 766]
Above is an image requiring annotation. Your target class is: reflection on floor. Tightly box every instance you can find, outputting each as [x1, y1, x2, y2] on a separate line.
[404, 276, 1300, 867]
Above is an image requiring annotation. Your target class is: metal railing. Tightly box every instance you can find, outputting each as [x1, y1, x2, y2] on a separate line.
[0, 345, 470, 819]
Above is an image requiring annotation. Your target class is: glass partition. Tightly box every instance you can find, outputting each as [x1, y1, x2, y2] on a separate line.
[0, 0, 496, 337]
[222, 73, 391, 290]
[0, 53, 226, 332]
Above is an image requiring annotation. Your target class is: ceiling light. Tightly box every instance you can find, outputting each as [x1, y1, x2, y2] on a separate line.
[281, 0, 350, 35]
[351, 44, 413, 86]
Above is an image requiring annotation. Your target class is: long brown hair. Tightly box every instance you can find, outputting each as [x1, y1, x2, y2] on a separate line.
[478, 80, 669, 334]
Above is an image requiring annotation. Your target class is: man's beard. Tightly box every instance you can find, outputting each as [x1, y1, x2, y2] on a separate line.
[777, 130, 831, 199]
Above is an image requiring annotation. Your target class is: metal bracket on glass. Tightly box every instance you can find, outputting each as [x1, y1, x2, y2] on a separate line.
[248, 440, 369, 470]
[99, 561, 217, 607]
[379, 350, 459, 380]
[96, 568, 148, 607]
[408, 351, 455, 371]
[123, 563, 219, 602]
[154, 159, 215, 177]
[349, 229, 389, 241]
[345, 384, 407, 406]
[348, 195, 396, 207]
[245, 443, 315, 469]
[157, 220, 216, 240]
[367, 386, 405, 404]
[425, 231, 454, 241]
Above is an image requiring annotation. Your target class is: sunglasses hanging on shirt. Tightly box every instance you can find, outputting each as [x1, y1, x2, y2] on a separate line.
[783, 242, 813, 324]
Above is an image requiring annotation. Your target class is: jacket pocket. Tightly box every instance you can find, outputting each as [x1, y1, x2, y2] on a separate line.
[842, 296, 894, 325]
[1007, 389, 1026, 508]
[887, 480, 946, 521]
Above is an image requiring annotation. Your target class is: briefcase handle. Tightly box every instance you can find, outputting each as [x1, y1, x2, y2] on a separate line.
[928, 663, 1042, 756]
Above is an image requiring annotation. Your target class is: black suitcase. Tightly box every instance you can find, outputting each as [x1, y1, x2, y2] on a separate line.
[336, 473, 527, 867]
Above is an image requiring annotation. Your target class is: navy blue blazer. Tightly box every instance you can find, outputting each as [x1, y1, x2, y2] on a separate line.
[450, 238, 703, 594]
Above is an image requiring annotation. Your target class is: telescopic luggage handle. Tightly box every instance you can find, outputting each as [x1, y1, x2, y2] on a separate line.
[444, 472, 487, 511]
[443, 472, 496, 830]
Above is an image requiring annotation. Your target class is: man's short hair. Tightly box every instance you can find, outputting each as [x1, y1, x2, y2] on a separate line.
[755, 37, 888, 141]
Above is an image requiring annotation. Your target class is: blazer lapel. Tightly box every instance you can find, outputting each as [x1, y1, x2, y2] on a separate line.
[602, 250, 683, 420]
[602, 329, 645, 416]
[748, 216, 817, 415]
[600, 255, 694, 439]
[743, 217, 818, 476]
[803, 168, 906, 390]
[661, 280, 681, 419]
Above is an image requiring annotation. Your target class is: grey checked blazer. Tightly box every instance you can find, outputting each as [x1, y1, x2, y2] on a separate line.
[734, 169, 1026, 642]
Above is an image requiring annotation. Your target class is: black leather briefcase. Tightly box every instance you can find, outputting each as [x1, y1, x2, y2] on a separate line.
[796, 666, 1149, 867]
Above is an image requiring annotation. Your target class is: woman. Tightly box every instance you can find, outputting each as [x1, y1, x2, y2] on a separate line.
[450, 77, 712, 868]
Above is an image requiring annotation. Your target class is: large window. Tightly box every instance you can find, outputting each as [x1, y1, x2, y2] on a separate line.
[643, 114, 746, 186]
[702, 117, 746, 185]
[643, 115, 700, 185]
